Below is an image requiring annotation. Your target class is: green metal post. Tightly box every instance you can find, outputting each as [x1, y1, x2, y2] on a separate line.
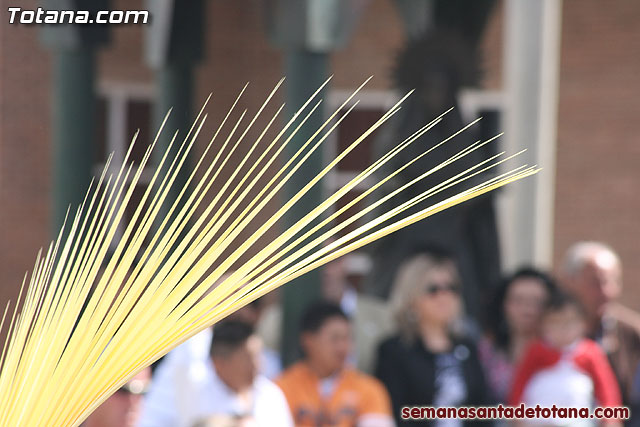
[280, 50, 329, 367]
[153, 61, 194, 217]
[51, 48, 96, 233]
[146, 0, 203, 224]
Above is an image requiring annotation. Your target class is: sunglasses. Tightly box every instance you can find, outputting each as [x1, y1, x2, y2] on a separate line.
[116, 379, 149, 396]
[424, 283, 459, 296]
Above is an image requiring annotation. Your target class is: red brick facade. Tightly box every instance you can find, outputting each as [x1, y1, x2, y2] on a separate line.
[2, 0, 640, 324]
[1, 0, 52, 314]
[553, 0, 640, 306]
[482, 0, 640, 306]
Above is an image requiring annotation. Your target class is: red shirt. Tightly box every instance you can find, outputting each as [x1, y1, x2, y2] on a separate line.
[508, 338, 621, 408]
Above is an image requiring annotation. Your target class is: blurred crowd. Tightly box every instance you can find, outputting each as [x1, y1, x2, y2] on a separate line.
[83, 241, 640, 427]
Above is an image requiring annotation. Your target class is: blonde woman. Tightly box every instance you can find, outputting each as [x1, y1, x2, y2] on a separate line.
[374, 249, 494, 426]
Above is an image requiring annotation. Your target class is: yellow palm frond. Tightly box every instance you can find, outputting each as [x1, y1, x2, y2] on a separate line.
[0, 78, 537, 426]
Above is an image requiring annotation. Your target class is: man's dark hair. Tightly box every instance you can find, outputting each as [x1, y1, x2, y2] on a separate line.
[300, 301, 349, 334]
[209, 321, 255, 358]
[545, 290, 587, 317]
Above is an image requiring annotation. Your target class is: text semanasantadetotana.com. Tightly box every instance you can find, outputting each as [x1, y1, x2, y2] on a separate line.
[7, 7, 149, 25]
[401, 404, 630, 420]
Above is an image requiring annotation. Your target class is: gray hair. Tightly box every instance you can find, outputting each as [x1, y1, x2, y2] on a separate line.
[562, 241, 621, 277]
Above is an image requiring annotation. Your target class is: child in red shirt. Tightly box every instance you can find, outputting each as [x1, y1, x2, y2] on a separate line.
[509, 291, 621, 424]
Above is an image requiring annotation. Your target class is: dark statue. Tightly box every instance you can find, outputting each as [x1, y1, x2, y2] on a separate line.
[365, 29, 501, 321]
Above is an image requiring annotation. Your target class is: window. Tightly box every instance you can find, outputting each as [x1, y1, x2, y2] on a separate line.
[324, 88, 504, 279]
[95, 82, 155, 247]
[324, 89, 399, 279]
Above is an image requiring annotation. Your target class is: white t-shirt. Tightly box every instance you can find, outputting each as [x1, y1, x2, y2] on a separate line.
[177, 368, 293, 427]
[138, 329, 287, 427]
[523, 355, 595, 427]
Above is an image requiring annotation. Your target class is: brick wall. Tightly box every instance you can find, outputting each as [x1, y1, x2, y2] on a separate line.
[480, 0, 640, 307]
[5, 0, 638, 325]
[0, 0, 406, 316]
[0, 0, 52, 320]
[553, 0, 640, 307]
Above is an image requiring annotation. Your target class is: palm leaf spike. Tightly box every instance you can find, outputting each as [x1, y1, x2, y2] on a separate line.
[0, 77, 539, 426]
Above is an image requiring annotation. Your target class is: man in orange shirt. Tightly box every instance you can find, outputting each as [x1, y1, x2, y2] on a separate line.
[277, 301, 394, 427]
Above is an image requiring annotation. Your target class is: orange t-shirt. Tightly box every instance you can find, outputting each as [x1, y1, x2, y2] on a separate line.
[276, 362, 393, 427]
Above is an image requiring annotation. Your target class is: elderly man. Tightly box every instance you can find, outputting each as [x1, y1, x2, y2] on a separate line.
[561, 241, 640, 425]
[561, 241, 623, 338]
